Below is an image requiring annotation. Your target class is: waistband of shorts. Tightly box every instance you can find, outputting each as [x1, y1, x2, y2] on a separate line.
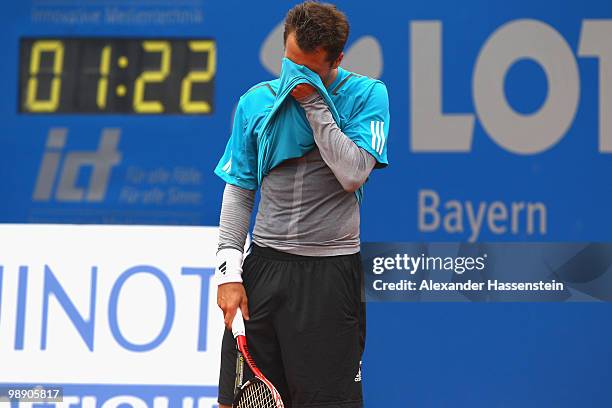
[250, 244, 360, 262]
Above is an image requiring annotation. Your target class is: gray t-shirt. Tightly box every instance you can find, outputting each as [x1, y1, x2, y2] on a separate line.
[253, 147, 361, 256]
[218, 93, 376, 257]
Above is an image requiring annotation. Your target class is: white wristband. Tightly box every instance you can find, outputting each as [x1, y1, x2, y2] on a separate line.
[215, 247, 244, 286]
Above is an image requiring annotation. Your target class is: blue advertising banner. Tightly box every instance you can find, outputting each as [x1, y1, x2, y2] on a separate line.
[1, 0, 610, 241]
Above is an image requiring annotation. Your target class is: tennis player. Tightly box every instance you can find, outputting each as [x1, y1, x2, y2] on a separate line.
[214, 2, 389, 407]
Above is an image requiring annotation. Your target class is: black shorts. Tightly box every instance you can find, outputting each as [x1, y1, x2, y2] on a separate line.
[218, 244, 366, 408]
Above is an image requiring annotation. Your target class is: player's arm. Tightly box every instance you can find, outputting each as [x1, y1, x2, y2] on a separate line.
[214, 96, 259, 329]
[216, 183, 254, 329]
[295, 90, 376, 192]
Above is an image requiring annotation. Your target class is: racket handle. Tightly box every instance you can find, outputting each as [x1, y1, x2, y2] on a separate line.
[232, 307, 246, 338]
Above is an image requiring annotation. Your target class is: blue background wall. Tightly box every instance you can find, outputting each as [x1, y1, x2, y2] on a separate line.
[1, 0, 611, 406]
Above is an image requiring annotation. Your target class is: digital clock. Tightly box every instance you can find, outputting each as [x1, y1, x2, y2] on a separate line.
[19, 38, 215, 114]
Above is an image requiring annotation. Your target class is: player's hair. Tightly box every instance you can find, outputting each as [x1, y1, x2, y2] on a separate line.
[283, 1, 350, 63]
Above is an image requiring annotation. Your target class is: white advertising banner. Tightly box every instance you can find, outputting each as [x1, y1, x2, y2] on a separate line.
[0, 224, 223, 407]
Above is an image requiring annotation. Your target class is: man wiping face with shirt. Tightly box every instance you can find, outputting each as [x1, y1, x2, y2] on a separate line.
[214, 2, 390, 407]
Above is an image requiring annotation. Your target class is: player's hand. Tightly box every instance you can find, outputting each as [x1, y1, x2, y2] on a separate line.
[291, 83, 317, 100]
[217, 282, 250, 330]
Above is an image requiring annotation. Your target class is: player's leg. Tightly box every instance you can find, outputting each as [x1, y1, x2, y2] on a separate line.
[218, 327, 243, 408]
[274, 249, 366, 407]
[217, 251, 292, 407]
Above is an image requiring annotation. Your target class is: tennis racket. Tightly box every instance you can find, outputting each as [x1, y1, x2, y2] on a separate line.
[232, 308, 284, 408]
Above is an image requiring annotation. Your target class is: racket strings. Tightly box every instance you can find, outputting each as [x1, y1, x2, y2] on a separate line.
[236, 380, 276, 408]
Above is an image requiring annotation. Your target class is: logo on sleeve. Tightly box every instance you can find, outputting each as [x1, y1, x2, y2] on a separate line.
[222, 152, 232, 174]
[370, 121, 386, 155]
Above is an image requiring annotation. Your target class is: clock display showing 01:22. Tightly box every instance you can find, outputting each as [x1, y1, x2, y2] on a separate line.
[19, 38, 216, 114]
